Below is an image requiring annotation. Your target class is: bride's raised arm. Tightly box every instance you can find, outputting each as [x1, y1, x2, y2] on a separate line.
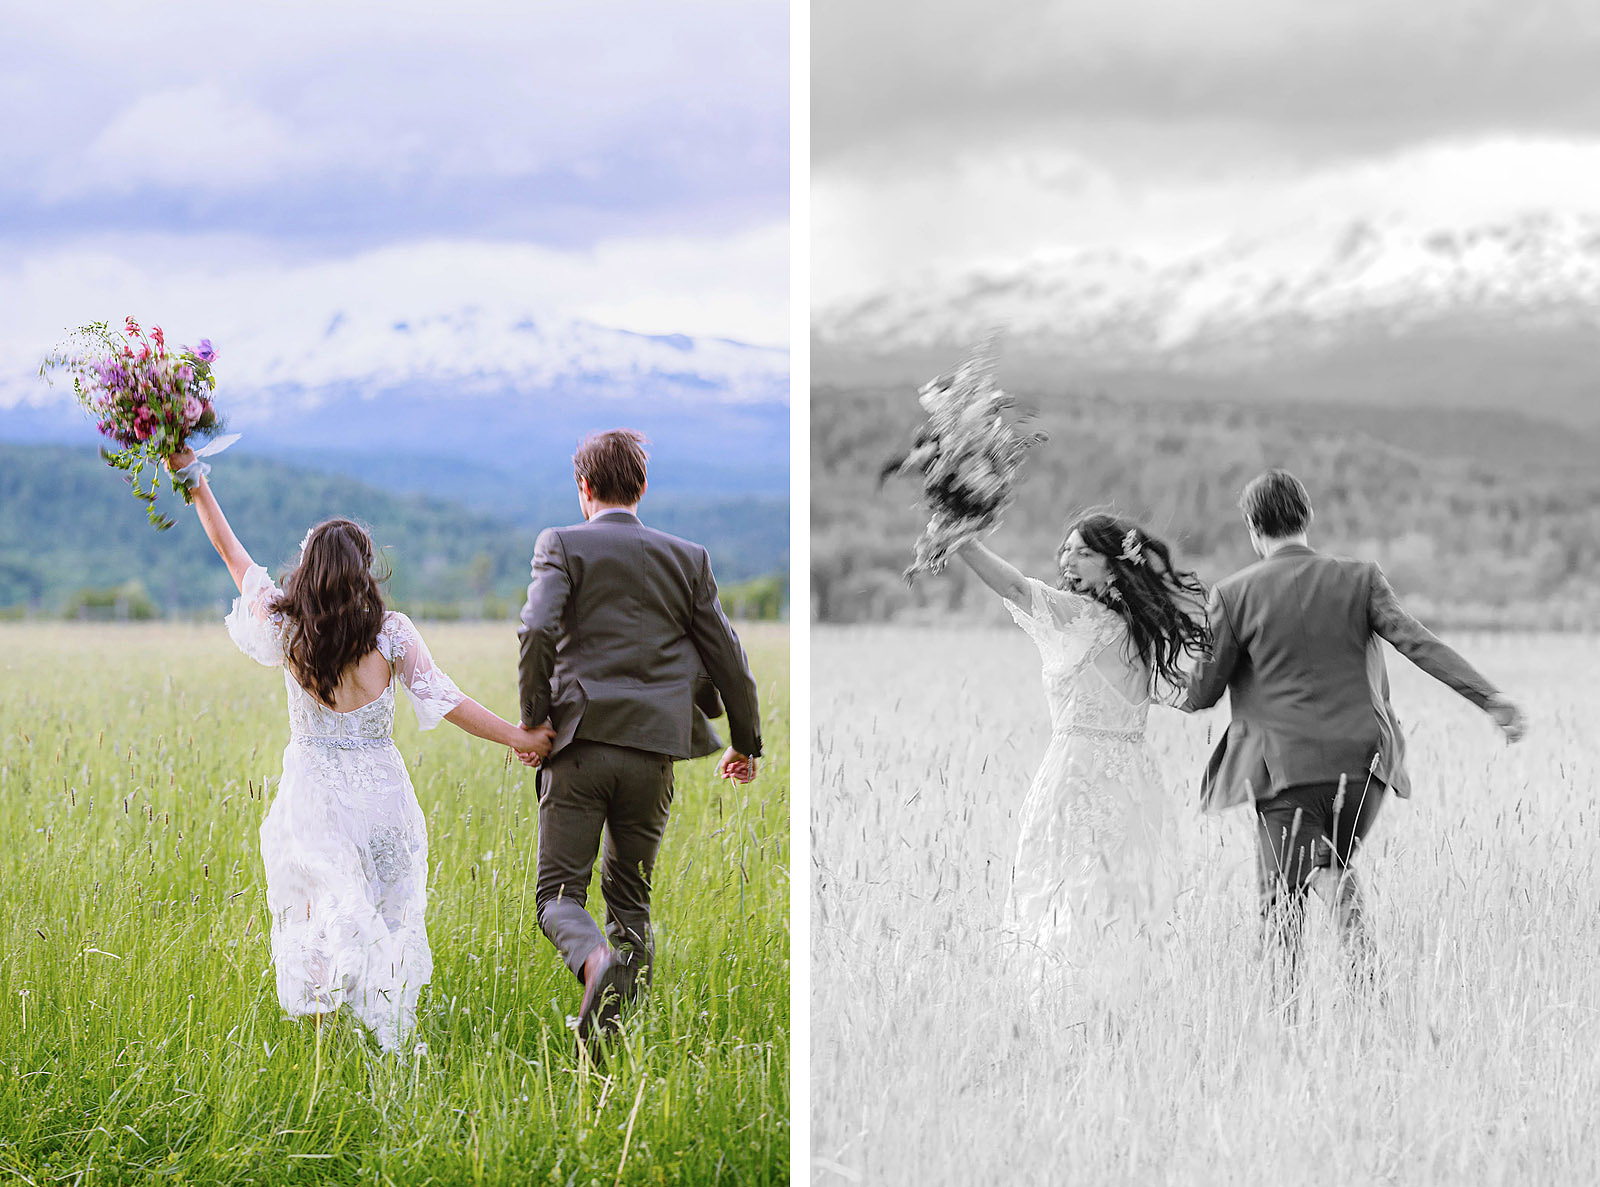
[165, 446, 255, 593]
[954, 540, 1030, 604]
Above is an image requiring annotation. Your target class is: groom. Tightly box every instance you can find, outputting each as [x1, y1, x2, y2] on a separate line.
[517, 429, 763, 1046]
[1182, 469, 1525, 993]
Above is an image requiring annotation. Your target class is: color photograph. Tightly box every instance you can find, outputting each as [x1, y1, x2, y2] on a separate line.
[0, 3, 790, 1181]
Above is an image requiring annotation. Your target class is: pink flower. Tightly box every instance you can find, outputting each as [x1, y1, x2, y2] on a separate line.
[183, 395, 203, 426]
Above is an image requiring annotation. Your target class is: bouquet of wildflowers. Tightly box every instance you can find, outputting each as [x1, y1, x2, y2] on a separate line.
[41, 317, 235, 530]
[880, 331, 1047, 578]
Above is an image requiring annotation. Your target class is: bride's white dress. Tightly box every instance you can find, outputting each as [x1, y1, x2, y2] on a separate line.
[227, 564, 465, 1051]
[1001, 577, 1176, 978]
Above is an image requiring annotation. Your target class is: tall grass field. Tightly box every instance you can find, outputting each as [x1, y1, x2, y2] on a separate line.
[0, 622, 789, 1185]
[812, 625, 1600, 1185]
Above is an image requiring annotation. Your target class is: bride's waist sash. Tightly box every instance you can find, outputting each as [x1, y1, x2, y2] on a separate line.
[289, 733, 394, 751]
[1051, 722, 1144, 744]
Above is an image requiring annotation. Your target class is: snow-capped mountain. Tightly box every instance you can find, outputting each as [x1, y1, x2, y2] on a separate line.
[3, 307, 791, 493]
[815, 210, 1600, 422]
[10, 305, 787, 412]
[260, 308, 786, 409]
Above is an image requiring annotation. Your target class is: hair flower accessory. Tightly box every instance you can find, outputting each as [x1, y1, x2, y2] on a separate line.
[1119, 528, 1146, 566]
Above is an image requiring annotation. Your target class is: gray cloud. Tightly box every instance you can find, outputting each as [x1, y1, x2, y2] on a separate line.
[2, 1, 787, 250]
[815, 0, 1600, 170]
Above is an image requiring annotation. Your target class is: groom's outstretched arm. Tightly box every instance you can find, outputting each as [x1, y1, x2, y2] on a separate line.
[686, 549, 762, 758]
[1180, 585, 1240, 712]
[518, 529, 571, 729]
[1367, 564, 1499, 710]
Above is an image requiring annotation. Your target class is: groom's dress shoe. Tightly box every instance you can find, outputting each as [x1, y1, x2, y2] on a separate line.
[578, 945, 626, 1042]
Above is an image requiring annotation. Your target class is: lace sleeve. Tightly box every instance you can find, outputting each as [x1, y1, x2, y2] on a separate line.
[224, 564, 285, 667]
[385, 612, 466, 730]
[1002, 576, 1108, 668]
[1002, 576, 1093, 638]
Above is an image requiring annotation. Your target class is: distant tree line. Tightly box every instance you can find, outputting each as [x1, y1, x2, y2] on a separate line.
[814, 384, 1600, 627]
[0, 445, 788, 621]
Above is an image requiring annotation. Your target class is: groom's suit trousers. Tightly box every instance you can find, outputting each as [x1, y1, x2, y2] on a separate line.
[535, 740, 675, 980]
[1255, 776, 1387, 906]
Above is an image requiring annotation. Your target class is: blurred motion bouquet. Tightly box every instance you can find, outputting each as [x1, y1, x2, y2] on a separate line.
[881, 332, 1047, 578]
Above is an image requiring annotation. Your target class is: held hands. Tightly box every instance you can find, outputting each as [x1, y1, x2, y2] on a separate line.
[511, 721, 556, 767]
[716, 747, 758, 784]
[1486, 695, 1527, 744]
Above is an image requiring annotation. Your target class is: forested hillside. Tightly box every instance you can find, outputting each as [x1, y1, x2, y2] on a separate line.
[813, 385, 1600, 627]
[0, 445, 787, 617]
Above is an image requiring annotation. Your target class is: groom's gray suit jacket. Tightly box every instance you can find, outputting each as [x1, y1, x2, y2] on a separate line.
[1181, 544, 1500, 814]
[517, 510, 762, 762]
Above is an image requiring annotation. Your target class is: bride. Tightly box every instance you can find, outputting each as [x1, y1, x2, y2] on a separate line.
[955, 512, 1209, 985]
[167, 446, 553, 1051]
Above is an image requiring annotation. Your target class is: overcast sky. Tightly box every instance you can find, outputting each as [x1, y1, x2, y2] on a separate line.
[813, 0, 1600, 304]
[1, 0, 788, 400]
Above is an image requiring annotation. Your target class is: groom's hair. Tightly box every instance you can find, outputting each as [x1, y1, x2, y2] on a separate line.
[1240, 469, 1312, 538]
[574, 429, 649, 504]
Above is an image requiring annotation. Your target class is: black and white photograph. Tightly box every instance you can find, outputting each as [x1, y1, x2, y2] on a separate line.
[812, 2, 1600, 1182]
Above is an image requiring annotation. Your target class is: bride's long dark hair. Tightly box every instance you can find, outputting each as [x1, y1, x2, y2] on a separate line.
[270, 518, 388, 707]
[1059, 510, 1210, 694]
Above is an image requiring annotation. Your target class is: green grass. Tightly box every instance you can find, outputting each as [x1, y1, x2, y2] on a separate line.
[812, 625, 1600, 1185]
[0, 622, 789, 1185]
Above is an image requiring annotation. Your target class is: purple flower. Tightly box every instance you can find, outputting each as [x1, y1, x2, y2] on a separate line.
[193, 339, 216, 363]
